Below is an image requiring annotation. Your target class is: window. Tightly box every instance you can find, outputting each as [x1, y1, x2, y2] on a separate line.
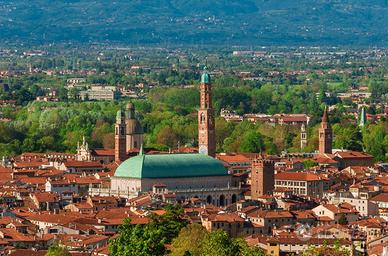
[200, 113, 206, 124]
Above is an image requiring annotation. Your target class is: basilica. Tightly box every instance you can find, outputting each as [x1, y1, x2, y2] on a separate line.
[91, 68, 242, 206]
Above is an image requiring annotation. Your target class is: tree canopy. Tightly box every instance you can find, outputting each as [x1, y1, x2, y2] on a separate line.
[109, 204, 187, 256]
[170, 224, 265, 256]
[45, 242, 71, 256]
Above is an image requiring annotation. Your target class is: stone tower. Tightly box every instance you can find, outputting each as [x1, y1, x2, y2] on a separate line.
[125, 102, 144, 151]
[251, 157, 275, 200]
[115, 110, 127, 162]
[300, 123, 307, 150]
[319, 106, 332, 154]
[198, 67, 216, 157]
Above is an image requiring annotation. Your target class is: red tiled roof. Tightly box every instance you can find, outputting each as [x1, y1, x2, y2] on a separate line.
[0, 172, 12, 184]
[0, 228, 35, 242]
[0, 167, 12, 173]
[266, 236, 352, 246]
[322, 203, 358, 214]
[291, 210, 316, 219]
[275, 172, 322, 181]
[370, 193, 388, 203]
[8, 249, 46, 256]
[32, 192, 59, 203]
[14, 160, 48, 167]
[247, 209, 293, 219]
[18, 176, 47, 185]
[207, 213, 245, 222]
[314, 155, 338, 164]
[64, 160, 103, 168]
[75, 176, 102, 184]
[335, 151, 373, 159]
[217, 154, 251, 164]
[25, 212, 86, 225]
[72, 202, 93, 209]
[93, 149, 115, 156]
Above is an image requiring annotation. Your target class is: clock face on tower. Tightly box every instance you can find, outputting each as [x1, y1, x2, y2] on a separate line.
[199, 145, 208, 155]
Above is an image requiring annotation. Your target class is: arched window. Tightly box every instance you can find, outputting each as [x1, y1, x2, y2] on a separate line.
[219, 195, 225, 207]
[200, 113, 206, 124]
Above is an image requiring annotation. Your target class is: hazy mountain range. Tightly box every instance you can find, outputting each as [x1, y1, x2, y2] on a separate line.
[0, 0, 386, 46]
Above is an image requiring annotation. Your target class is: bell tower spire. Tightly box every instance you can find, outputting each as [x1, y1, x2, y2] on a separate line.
[319, 106, 332, 154]
[198, 66, 215, 157]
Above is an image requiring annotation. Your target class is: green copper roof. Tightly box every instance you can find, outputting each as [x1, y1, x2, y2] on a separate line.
[201, 66, 211, 84]
[114, 153, 228, 179]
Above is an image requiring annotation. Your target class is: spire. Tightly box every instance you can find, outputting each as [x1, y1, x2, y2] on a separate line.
[322, 106, 329, 123]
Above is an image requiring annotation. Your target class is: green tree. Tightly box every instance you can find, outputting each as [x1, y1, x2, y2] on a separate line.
[170, 223, 207, 256]
[46, 242, 71, 256]
[332, 123, 362, 151]
[232, 238, 265, 256]
[240, 131, 264, 153]
[362, 123, 387, 162]
[302, 160, 319, 169]
[201, 230, 264, 256]
[109, 204, 187, 256]
[156, 126, 179, 148]
[338, 214, 348, 225]
[201, 230, 237, 256]
[303, 242, 350, 256]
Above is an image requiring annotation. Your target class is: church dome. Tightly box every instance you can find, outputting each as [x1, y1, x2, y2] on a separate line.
[126, 119, 143, 135]
[114, 153, 227, 179]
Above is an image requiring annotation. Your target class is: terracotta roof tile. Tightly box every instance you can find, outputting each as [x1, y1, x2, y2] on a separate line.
[275, 172, 322, 181]
[370, 193, 388, 202]
[63, 160, 103, 168]
[335, 151, 373, 159]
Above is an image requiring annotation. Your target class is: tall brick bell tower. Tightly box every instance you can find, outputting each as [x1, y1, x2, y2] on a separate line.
[115, 109, 127, 162]
[319, 106, 332, 155]
[198, 67, 216, 157]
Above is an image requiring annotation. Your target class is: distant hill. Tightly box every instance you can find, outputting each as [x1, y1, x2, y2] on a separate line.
[0, 0, 386, 46]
